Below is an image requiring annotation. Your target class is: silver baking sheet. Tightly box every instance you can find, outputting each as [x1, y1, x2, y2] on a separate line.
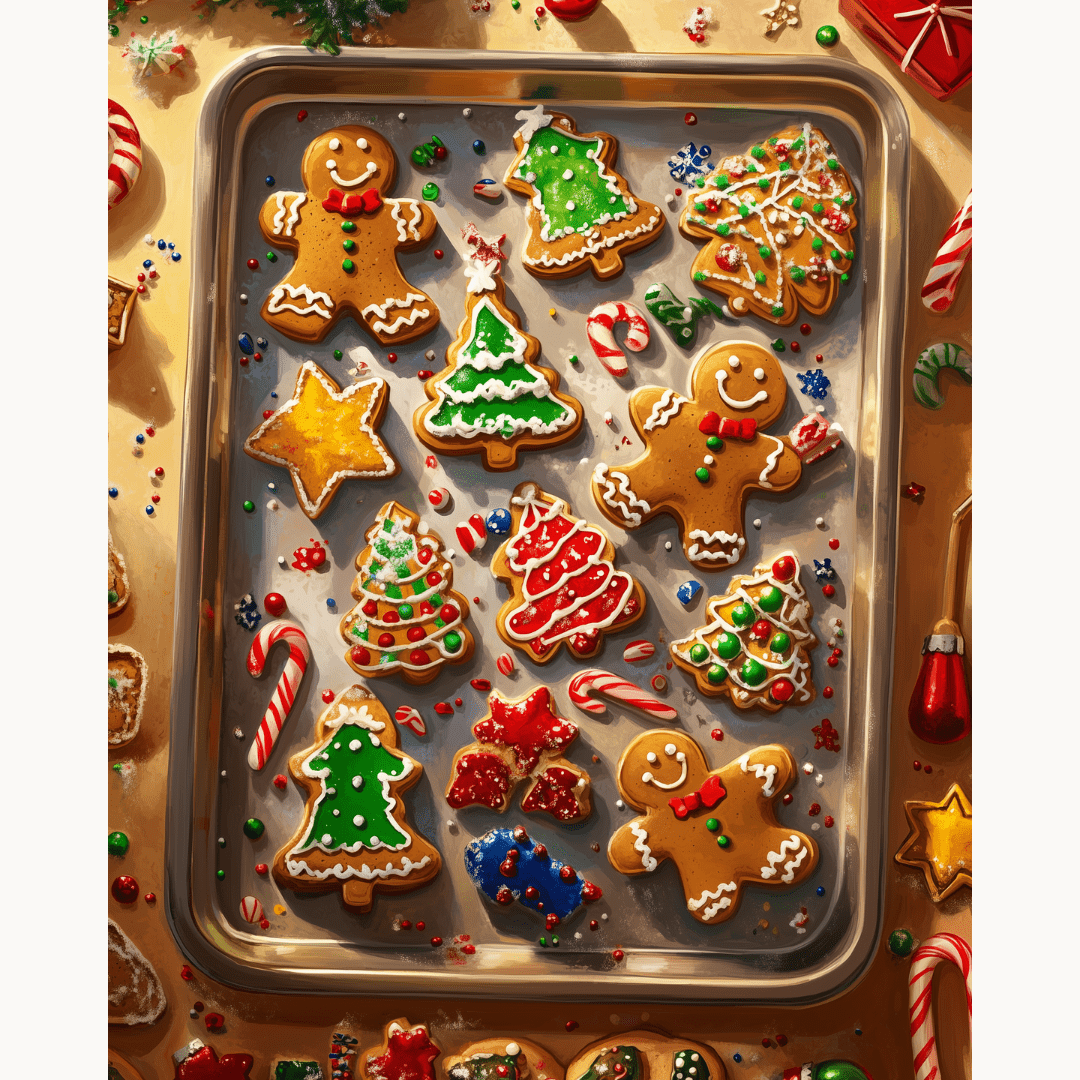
[166, 48, 907, 1002]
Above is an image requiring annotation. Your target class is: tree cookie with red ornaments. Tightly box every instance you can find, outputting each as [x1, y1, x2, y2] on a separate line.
[679, 123, 857, 325]
[273, 685, 442, 913]
[565, 1032, 726, 1080]
[339, 501, 474, 685]
[446, 1038, 563, 1080]
[670, 552, 818, 711]
[503, 106, 664, 280]
[446, 686, 591, 824]
[591, 340, 841, 571]
[608, 730, 817, 924]
[259, 126, 440, 345]
[244, 361, 398, 520]
[492, 481, 646, 664]
[361, 1019, 440, 1080]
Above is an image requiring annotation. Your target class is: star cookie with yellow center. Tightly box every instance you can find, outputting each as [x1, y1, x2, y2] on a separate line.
[894, 781, 971, 902]
[244, 360, 398, 519]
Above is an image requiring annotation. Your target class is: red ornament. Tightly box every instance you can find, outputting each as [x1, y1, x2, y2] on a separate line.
[771, 555, 797, 582]
[909, 640, 970, 743]
[246, 258, 259, 270]
[434, 249, 444, 259]
[297, 109, 309, 121]
[684, 112, 697, 125]
[387, 352, 397, 363]
[111, 875, 139, 903]
[822, 584, 836, 598]
[264, 592, 286, 616]
[255, 863, 269, 875]
[544, 0, 600, 18]
[350, 646, 371, 666]
[144, 892, 156, 903]
[611, 948, 625, 962]
[828, 538, 840, 550]
[710, 728, 724, 741]
[800, 323, 812, 335]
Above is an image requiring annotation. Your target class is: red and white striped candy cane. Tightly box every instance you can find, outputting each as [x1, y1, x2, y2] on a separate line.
[908, 932, 972, 1080]
[568, 668, 678, 720]
[623, 639, 656, 663]
[247, 619, 311, 771]
[456, 514, 487, 554]
[108, 99, 143, 209]
[586, 302, 650, 377]
[395, 705, 427, 737]
[921, 189, 971, 313]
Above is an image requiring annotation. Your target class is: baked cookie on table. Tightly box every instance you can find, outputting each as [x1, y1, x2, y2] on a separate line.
[446, 1039, 563, 1080]
[565, 1032, 725, 1080]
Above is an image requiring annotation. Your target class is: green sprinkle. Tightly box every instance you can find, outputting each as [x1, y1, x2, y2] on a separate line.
[342, 258, 355, 272]
[333, 349, 343, 359]
[140, 14, 148, 22]
[792, 195, 804, 209]
[550, 935, 560, 947]
[827, 158, 839, 170]
[830, 249, 842, 260]
[771, 304, 785, 317]
[341, 221, 356, 232]
[218, 837, 227, 848]
[717, 174, 730, 190]
[755, 271, 766, 284]
[243, 818, 265, 840]
[813, 202, 824, 214]
[716, 834, 730, 848]
[216, 869, 225, 880]
[108, 589, 119, 604]
[738, 205, 750, 218]
[695, 176, 706, 188]
[757, 178, 770, 191]
[717, 223, 731, 236]
[749, 197, 758, 205]
[109, 676, 118, 688]
[791, 137, 805, 151]
[539, 936, 548, 947]
[706, 818, 720, 831]
[422, 182, 440, 201]
[693, 271, 707, 282]
[815, 24, 839, 47]
[242, 500, 255, 513]
[841, 273, 851, 283]
[569, 353, 579, 363]
[511, 0, 519, 7]
[758, 246, 771, 259]
[705, 435, 722, 450]
[845, 250, 855, 261]
[266, 251, 277, 263]
[771, 338, 786, 353]
[343, 239, 356, 252]
[812, 237, 824, 252]
[110, 24, 119, 36]
[706, 664, 727, 685]
[747, 164, 758, 173]
[768, 137, 779, 146]
[444, 631, 463, 653]
[694, 466, 709, 483]
[694, 202, 707, 213]
[689, 643, 710, 664]
[778, 161, 791, 171]
[751, 145, 765, 159]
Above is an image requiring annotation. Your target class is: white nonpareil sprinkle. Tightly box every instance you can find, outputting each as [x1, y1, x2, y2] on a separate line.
[233, 727, 244, 739]
[398, 112, 407, 121]
[267, 499, 279, 510]
[815, 516, 825, 526]
[753, 518, 762, 528]
[802, 762, 814, 774]
[615, 799, 625, 809]
[811, 822, 820, 831]
[463, 107, 473, 118]
[277, 555, 286, 566]
[815, 773, 824, 786]
[664, 193, 674, 205]
[665, 541, 672, 550]
[566, 200, 576, 211]
[562, 169, 574, 180]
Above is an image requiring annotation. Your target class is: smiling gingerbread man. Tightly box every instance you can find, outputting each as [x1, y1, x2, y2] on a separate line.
[258, 125, 440, 346]
[608, 729, 817, 925]
[591, 340, 841, 570]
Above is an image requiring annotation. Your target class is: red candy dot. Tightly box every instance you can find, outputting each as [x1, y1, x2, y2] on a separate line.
[351, 646, 371, 665]
[913, 760, 921, 771]
[321, 689, 335, 703]
[387, 352, 397, 363]
[439, 603, 459, 623]
[136, 284, 146, 294]
[828, 538, 840, 550]
[815, 353, 824, 362]
[401, 919, 412, 929]
[418, 370, 433, 379]
[769, 678, 795, 703]
[253, 352, 262, 362]
[761, 1040, 771, 1049]
[409, 649, 431, 666]
[146, 427, 155, 436]
[566, 1021, 579, 1032]
[674, 187, 682, 196]
[205, 1013, 224, 1031]
[455, 697, 463, 707]
[112, 875, 139, 903]
[462, 943, 476, 954]
[262, 409, 274, 419]
[273, 774, 288, 789]
[790, 341, 801, 352]
[924, 764, 932, 773]
[822, 584, 836, 598]
[808, 803, 821, 816]
[612, 949, 625, 962]
[823, 686, 834, 698]
[180, 965, 195, 981]
[416, 921, 426, 931]
[710, 728, 724, 741]
[377, 632, 395, 648]
[771, 555, 797, 582]
[239, 356, 249, 366]
[684, 112, 697, 125]
[535, 5, 544, 13]
[776, 1035, 788, 1047]
[426, 571, 443, 587]
[383, 611, 400, 624]
[782, 793, 793, 805]
[144, 892, 156, 903]
[151, 495, 160, 503]
[264, 592, 286, 616]
[827, 655, 839, 667]
[255, 863, 269, 875]
[434, 249, 444, 259]
[800, 323, 812, 335]
[431, 936, 443, 947]
[407, 626, 425, 642]
[824, 816, 834, 827]
[590, 920, 599, 930]
[362, 600, 378, 616]
[259, 917, 270, 929]
[148, 270, 157, 280]
[247, 258, 259, 269]
[297, 109, 308, 122]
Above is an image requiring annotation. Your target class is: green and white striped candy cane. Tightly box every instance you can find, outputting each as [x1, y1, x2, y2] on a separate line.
[912, 342, 971, 410]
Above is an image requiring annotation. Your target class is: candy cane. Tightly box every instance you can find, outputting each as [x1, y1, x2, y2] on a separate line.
[568, 668, 678, 720]
[246, 619, 311, 771]
[912, 342, 971, 410]
[586, 302, 650, 377]
[921, 189, 971, 313]
[908, 932, 972, 1080]
[395, 705, 427, 737]
[108, 99, 143, 210]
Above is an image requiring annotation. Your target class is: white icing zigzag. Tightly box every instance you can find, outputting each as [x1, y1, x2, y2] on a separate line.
[629, 821, 658, 872]
[760, 834, 809, 883]
[593, 464, 651, 526]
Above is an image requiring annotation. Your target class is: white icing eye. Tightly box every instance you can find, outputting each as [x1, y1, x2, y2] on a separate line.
[729, 355, 741, 370]
[357, 138, 369, 150]
[326, 159, 337, 170]
[646, 752, 658, 764]
[754, 367, 766, 381]
[328, 138, 341, 151]
[665, 742, 677, 756]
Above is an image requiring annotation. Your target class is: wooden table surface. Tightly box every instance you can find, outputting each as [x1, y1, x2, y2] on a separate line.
[108, 1, 971, 1076]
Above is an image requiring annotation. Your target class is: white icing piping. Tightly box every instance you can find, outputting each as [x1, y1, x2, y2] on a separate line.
[739, 752, 779, 797]
[592, 464, 651, 526]
[716, 368, 769, 409]
[760, 835, 809, 883]
[630, 821, 658, 872]
[758, 434, 785, 488]
[387, 199, 423, 242]
[267, 282, 334, 319]
[643, 389, 686, 431]
[272, 191, 306, 237]
[327, 160, 378, 188]
[687, 880, 737, 921]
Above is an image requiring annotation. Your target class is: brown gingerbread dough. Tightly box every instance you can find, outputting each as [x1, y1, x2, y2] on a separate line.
[608, 730, 817, 925]
[259, 126, 440, 345]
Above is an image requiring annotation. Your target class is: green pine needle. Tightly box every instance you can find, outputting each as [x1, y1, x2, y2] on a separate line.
[258, 0, 410, 53]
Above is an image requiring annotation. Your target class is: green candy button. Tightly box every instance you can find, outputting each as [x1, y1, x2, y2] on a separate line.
[341, 221, 356, 233]
[705, 818, 719, 832]
[816, 24, 839, 47]
[758, 585, 783, 612]
[705, 435, 722, 450]
[342, 258, 356, 272]
[695, 466, 710, 483]
[108, 831, 130, 857]
[243, 817, 265, 840]
[333, 349, 343, 359]
[888, 928, 916, 957]
[770, 631, 791, 654]
[398, 603, 414, 619]
[716, 834, 730, 848]
[689, 643, 710, 664]
[422, 182, 440, 201]
[716, 632, 741, 660]
[444, 631, 462, 652]
[706, 664, 728, 685]
[242, 500, 255, 513]
[343, 239, 356, 253]
[730, 602, 754, 628]
[108, 589, 119, 604]
[741, 657, 768, 685]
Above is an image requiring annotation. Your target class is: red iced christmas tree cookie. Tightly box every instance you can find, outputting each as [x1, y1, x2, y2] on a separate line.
[491, 481, 646, 664]
[446, 686, 591, 824]
[339, 501, 474, 685]
[670, 551, 818, 711]
[361, 1019, 440, 1080]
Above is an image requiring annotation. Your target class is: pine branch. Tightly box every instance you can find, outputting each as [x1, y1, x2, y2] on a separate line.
[257, 0, 409, 53]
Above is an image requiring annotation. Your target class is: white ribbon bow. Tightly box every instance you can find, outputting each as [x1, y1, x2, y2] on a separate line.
[893, 3, 972, 73]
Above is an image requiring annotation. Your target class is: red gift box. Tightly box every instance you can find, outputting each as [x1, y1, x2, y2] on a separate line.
[839, 0, 972, 101]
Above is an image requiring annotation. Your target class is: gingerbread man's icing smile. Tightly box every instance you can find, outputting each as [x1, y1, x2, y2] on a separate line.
[641, 743, 688, 789]
[323, 136, 378, 188]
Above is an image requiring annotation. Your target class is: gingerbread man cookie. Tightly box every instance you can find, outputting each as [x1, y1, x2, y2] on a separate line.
[591, 340, 841, 570]
[259, 126, 440, 345]
[608, 730, 817, 924]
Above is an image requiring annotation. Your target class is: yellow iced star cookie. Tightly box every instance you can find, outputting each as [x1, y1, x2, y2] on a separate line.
[244, 360, 398, 519]
[894, 782, 971, 903]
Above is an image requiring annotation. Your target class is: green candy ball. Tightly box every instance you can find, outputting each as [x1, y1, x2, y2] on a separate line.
[398, 603, 414, 619]
[243, 817, 265, 840]
[716, 632, 741, 660]
[242, 500, 255, 514]
[769, 631, 792, 654]
[342, 258, 355, 272]
[716, 834, 730, 848]
[706, 664, 728, 685]
[108, 831, 130, 857]
[705, 818, 719, 831]
[341, 221, 356, 233]
[888, 928, 916, 958]
[740, 657, 768, 686]
[705, 435, 722, 450]
[758, 585, 783, 612]
[444, 631, 463, 653]
[694, 466, 710, 483]
[816, 24, 839, 47]
[730, 602, 754, 627]
[108, 589, 119, 604]
[422, 182, 440, 201]
[816, 1064, 873, 1080]
[689, 643, 710, 664]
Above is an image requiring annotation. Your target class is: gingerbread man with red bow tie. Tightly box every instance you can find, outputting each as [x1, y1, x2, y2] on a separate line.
[258, 125, 440, 346]
[591, 340, 841, 571]
[607, 730, 817, 925]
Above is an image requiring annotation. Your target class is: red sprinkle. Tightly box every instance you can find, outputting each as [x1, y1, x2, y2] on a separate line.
[434, 249, 444, 259]
[416, 921, 426, 931]
[535, 4, 544, 12]
[146, 427, 155, 436]
[776, 1035, 788, 1047]
[253, 352, 262, 362]
[566, 1020, 579, 1032]
[418, 370, 434, 379]
[434, 702, 454, 716]
[321, 689, 335, 703]
[425, 455, 438, 468]
[151, 495, 161, 503]
[193, 1001, 204, 1012]
[400, 919, 412, 929]
[273, 774, 288, 790]
[782, 793, 793, 805]
[462, 943, 476, 954]
[827, 655, 839, 667]
[761, 1039, 771, 1049]
[800, 323, 812, 335]
[674, 187, 682, 196]
[387, 352, 397, 362]
[808, 803, 821, 816]
[297, 109, 308, 122]
[471, 678, 492, 691]
[255, 863, 269, 875]
[205, 1013, 224, 1031]
[710, 728, 724, 741]
[239, 356, 249, 366]
[823, 686, 834, 698]
[684, 112, 697, 125]
[247, 258, 259, 270]
[924, 764, 932, 773]
[144, 892, 156, 903]
[181, 965, 195, 981]
[822, 584, 836, 598]
[259, 917, 270, 929]
[154, 467, 164, 478]
[828, 538, 840, 550]
[589, 920, 599, 931]
[824, 816, 834, 827]
[455, 697, 464, 707]
[431, 936, 443, 947]
[262, 409, 274, 419]
[790, 341, 801, 352]
[815, 353, 824, 362]
[913, 760, 921, 770]
[612, 949, 625, 962]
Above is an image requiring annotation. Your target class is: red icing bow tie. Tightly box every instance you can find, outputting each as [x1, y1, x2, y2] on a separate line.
[698, 412, 757, 440]
[322, 187, 382, 215]
[669, 774, 726, 819]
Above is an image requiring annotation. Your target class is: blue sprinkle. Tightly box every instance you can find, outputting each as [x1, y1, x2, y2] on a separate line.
[816, 885, 825, 896]
[796, 368, 831, 400]
[813, 557, 835, 581]
[171, 251, 182, 262]
[326, 598, 337, 609]
[238, 333, 255, 355]
[145, 505, 154, 516]
[733, 1055, 742, 1064]
[270, 391, 278, 399]
[168, 242, 175, 250]
[485, 508, 512, 535]
[157, 239, 167, 250]
[109, 486, 119, 498]
[265, 175, 276, 186]
[233, 593, 262, 631]
[256, 337, 268, 348]
[855, 1028, 862, 1036]
[142, 259, 153, 269]
[472, 139, 486, 155]
[135, 433, 146, 445]
[677, 579, 702, 605]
